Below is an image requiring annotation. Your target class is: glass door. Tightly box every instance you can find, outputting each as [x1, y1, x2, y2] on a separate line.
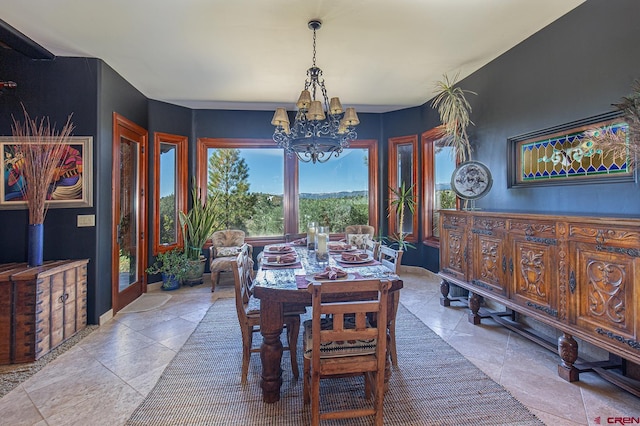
[112, 113, 148, 313]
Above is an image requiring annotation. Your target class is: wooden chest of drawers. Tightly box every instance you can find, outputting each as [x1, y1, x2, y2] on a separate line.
[0, 259, 88, 364]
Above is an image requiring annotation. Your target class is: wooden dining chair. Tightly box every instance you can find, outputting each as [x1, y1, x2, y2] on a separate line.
[378, 245, 403, 366]
[343, 225, 375, 250]
[231, 243, 303, 383]
[364, 238, 380, 260]
[303, 279, 391, 426]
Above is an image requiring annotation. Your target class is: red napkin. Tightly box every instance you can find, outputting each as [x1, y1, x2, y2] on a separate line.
[313, 266, 348, 280]
[328, 242, 352, 251]
[267, 245, 293, 253]
[265, 253, 296, 263]
[341, 251, 369, 262]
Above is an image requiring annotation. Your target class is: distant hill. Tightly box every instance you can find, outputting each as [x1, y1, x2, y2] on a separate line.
[300, 190, 368, 200]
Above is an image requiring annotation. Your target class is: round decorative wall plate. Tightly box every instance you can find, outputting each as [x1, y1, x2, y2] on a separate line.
[451, 161, 493, 200]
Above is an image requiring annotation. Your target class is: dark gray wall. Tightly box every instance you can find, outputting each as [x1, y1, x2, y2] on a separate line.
[0, 51, 102, 321]
[381, 0, 640, 271]
[94, 61, 148, 323]
[457, 0, 640, 214]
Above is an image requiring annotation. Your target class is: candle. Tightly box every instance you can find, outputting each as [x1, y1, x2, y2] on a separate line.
[307, 221, 317, 250]
[316, 226, 329, 261]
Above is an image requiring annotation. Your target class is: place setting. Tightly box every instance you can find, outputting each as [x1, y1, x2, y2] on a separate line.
[296, 266, 356, 289]
[261, 247, 301, 269]
[333, 250, 380, 267]
[327, 241, 357, 253]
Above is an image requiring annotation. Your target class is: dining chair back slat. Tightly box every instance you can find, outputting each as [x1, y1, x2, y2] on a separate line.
[377, 245, 403, 367]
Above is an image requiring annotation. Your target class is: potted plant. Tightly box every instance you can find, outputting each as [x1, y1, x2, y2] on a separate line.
[178, 179, 222, 286]
[431, 72, 477, 162]
[591, 79, 640, 168]
[145, 248, 195, 291]
[387, 182, 416, 252]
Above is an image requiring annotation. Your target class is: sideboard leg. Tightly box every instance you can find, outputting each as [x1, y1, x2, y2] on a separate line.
[467, 292, 482, 325]
[439, 279, 451, 307]
[558, 332, 579, 382]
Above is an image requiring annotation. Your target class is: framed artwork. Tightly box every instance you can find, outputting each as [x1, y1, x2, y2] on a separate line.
[1, 136, 93, 209]
[507, 112, 633, 187]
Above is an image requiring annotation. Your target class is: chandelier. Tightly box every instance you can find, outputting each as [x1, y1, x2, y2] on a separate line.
[271, 20, 359, 164]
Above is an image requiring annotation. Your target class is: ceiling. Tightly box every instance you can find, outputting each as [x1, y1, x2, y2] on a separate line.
[1, 0, 585, 113]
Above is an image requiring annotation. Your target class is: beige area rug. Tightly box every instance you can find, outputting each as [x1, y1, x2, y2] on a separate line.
[126, 298, 543, 425]
[119, 293, 172, 313]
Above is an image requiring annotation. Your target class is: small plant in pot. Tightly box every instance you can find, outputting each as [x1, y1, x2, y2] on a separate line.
[145, 248, 196, 291]
[178, 180, 222, 286]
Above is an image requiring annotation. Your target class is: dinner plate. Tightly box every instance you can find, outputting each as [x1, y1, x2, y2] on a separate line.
[305, 273, 355, 282]
[262, 259, 299, 267]
[328, 244, 357, 252]
[265, 245, 294, 253]
[337, 255, 374, 264]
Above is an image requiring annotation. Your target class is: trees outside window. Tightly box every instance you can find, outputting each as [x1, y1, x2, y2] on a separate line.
[207, 148, 257, 231]
[197, 138, 378, 241]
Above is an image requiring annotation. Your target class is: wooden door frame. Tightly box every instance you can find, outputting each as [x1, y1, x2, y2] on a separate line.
[112, 112, 148, 313]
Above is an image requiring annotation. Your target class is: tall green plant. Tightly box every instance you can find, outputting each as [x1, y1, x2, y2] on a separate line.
[431, 72, 476, 162]
[388, 182, 416, 251]
[179, 180, 222, 260]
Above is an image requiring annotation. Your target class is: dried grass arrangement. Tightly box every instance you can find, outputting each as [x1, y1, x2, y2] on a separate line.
[431, 72, 477, 162]
[590, 79, 640, 169]
[11, 109, 75, 224]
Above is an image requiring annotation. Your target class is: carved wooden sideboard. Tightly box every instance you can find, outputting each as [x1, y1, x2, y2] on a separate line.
[0, 259, 88, 364]
[438, 210, 640, 392]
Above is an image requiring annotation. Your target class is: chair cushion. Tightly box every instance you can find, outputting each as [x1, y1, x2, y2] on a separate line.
[215, 245, 242, 258]
[247, 295, 261, 315]
[346, 233, 372, 249]
[210, 256, 235, 272]
[303, 317, 376, 359]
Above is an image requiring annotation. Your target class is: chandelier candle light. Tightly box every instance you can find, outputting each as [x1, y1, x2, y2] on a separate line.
[271, 20, 359, 164]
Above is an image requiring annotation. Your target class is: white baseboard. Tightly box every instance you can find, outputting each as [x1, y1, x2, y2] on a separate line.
[99, 309, 113, 325]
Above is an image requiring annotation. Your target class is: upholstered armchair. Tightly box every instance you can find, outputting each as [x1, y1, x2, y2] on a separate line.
[209, 229, 250, 292]
[343, 225, 375, 249]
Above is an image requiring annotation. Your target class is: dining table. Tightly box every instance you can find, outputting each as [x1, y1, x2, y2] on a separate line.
[252, 243, 403, 403]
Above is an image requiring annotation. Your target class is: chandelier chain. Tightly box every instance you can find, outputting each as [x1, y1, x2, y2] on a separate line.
[312, 27, 317, 68]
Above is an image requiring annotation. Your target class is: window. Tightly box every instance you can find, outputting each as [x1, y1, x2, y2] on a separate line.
[197, 138, 378, 243]
[298, 147, 373, 234]
[422, 128, 457, 246]
[388, 135, 418, 244]
[152, 132, 187, 255]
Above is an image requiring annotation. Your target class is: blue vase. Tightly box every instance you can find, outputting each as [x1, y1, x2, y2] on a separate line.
[161, 273, 181, 291]
[28, 223, 44, 267]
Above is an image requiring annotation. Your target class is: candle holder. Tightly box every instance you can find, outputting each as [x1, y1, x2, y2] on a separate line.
[307, 221, 317, 251]
[315, 226, 329, 262]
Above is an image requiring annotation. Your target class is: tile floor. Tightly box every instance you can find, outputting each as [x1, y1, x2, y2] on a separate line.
[0, 269, 638, 425]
